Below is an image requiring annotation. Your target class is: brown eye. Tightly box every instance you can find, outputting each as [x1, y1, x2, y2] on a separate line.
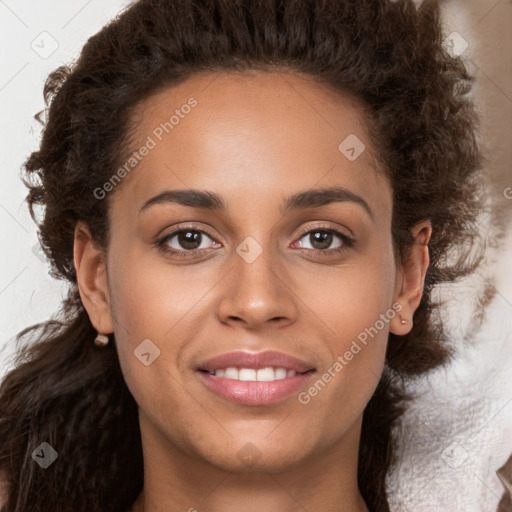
[175, 230, 203, 250]
[161, 229, 214, 252]
[297, 229, 345, 251]
[155, 224, 223, 259]
[308, 231, 335, 250]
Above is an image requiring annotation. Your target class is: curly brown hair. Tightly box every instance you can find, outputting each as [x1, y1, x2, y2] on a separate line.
[0, 0, 488, 510]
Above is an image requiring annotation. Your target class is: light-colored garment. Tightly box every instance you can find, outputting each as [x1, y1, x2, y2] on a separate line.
[387, 228, 512, 512]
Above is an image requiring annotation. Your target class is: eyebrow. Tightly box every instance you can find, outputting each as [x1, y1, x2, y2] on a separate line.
[139, 186, 374, 220]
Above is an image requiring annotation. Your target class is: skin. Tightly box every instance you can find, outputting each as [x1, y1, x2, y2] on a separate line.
[74, 71, 431, 512]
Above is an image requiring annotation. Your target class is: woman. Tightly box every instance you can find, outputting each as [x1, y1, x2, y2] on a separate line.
[0, 0, 490, 510]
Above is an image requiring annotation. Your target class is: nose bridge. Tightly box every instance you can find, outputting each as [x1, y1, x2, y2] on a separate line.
[217, 234, 296, 327]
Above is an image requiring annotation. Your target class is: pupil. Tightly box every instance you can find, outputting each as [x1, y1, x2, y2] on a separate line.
[311, 231, 331, 249]
[179, 231, 201, 249]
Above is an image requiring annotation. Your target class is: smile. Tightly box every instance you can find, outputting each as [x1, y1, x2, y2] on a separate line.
[207, 367, 297, 381]
[197, 350, 316, 405]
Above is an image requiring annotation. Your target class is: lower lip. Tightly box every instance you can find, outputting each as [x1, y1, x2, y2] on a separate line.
[198, 371, 314, 405]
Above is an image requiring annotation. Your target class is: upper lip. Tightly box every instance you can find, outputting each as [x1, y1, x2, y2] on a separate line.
[197, 350, 315, 374]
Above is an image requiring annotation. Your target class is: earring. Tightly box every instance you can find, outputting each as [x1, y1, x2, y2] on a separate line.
[94, 332, 109, 346]
[399, 315, 407, 325]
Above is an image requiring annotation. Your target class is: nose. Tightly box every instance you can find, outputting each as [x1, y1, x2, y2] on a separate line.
[216, 242, 297, 330]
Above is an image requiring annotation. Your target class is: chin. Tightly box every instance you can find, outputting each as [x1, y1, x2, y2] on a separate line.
[194, 436, 314, 474]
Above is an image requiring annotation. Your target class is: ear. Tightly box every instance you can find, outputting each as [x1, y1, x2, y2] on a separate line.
[389, 220, 431, 335]
[73, 221, 113, 335]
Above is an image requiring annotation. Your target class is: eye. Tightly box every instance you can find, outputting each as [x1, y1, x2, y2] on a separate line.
[154, 222, 355, 260]
[155, 225, 221, 258]
[293, 224, 354, 255]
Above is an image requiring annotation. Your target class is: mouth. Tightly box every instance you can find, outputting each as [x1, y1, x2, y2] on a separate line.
[204, 366, 302, 381]
[196, 350, 316, 405]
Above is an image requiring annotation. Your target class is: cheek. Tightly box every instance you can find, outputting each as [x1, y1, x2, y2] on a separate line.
[107, 241, 211, 344]
[106, 244, 222, 402]
[308, 248, 397, 348]
[106, 257, 193, 425]
[297, 246, 396, 415]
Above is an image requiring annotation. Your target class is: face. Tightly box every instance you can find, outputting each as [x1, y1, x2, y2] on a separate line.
[76, 71, 425, 475]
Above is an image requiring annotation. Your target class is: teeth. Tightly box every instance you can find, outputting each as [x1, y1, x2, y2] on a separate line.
[239, 368, 257, 381]
[224, 367, 238, 379]
[211, 367, 298, 381]
[275, 368, 287, 380]
[256, 367, 275, 381]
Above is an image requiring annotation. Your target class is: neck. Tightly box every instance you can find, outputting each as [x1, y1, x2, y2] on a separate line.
[130, 412, 370, 512]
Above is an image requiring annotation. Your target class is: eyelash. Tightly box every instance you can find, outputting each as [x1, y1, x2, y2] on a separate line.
[154, 222, 355, 259]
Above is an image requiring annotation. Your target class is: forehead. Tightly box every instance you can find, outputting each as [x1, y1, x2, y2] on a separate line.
[109, 71, 391, 222]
